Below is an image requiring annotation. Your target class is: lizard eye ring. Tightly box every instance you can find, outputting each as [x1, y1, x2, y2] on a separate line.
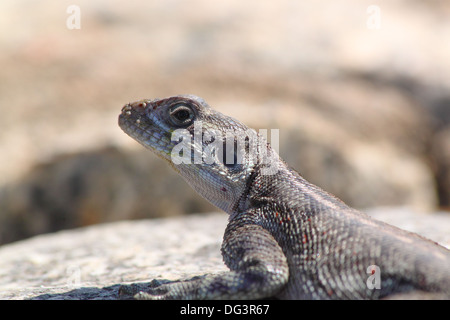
[169, 104, 195, 127]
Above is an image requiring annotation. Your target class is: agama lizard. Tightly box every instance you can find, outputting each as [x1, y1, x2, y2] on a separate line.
[118, 95, 450, 299]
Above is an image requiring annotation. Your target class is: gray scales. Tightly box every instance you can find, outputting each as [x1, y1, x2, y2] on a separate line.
[118, 95, 450, 299]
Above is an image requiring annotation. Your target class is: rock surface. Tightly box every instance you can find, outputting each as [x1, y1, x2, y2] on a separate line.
[0, 213, 228, 300]
[0, 209, 448, 300]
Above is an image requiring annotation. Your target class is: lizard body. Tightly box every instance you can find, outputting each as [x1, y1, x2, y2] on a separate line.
[118, 95, 450, 299]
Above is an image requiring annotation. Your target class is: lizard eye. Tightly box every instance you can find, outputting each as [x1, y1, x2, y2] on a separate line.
[169, 104, 195, 127]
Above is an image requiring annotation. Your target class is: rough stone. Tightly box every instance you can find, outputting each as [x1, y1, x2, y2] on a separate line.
[0, 213, 228, 300]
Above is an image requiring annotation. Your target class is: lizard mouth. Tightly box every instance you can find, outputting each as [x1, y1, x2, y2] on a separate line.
[119, 104, 140, 136]
[119, 101, 147, 121]
[118, 101, 174, 162]
[118, 100, 150, 134]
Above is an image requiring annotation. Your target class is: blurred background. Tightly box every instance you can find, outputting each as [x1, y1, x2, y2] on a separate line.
[0, 0, 449, 245]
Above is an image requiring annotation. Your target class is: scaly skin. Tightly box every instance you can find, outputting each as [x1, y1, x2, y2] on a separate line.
[118, 95, 450, 299]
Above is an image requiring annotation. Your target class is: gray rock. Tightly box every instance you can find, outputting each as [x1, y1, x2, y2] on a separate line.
[0, 213, 228, 300]
[366, 207, 450, 248]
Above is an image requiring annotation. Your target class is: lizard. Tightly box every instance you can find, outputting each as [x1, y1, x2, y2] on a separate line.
[118, 94, 450, 299]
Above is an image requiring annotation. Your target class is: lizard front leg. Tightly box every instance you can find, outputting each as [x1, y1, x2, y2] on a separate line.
[134, 222, 289, 300]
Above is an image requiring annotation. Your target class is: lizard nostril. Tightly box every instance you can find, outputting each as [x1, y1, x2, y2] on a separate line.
[121, 101, 149, 116]
[121, 104, 132, 115]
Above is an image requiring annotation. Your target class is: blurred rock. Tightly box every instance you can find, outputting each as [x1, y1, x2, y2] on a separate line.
[431, 128, 450, 208]
[0, 147, 215, 245]
[272, 75, 437, 210]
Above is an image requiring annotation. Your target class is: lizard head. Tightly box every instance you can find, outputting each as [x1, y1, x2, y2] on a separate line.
[119, 95, 275, 214]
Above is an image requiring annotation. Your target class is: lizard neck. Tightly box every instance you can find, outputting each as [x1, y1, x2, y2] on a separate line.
[242, 162, 352, 219]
